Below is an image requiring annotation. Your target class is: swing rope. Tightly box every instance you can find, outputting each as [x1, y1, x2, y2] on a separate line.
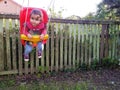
[22, 0, 30, 33]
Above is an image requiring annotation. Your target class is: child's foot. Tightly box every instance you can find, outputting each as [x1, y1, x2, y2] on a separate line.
[24, 55, 29, 61]
[38, 51, 42, 58]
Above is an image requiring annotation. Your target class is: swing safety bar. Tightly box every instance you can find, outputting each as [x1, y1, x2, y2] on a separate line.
[20, 34, 49, 46]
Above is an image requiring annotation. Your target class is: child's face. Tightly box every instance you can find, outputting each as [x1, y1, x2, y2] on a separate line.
[30, 14, 42, 26]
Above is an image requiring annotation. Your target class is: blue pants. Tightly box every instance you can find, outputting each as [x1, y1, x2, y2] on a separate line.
[24, 42, 42, 56]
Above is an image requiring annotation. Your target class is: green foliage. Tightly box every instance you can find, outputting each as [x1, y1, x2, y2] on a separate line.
[80, 63, 89, 71]
[78, 57, 119, 70]
[103, 0, 120, 17]
[38, 66, 49, 73]
[63, 67, 77, 73]
[37, 66, 50, 78]
[90, 59, 100, 70]
[18, 85, 28, 90]
[96, 0, 120, 20]
[83, 13, 96, 20]
[102, 57, 119, 69]
[49, 7, 65, 18]
[0, 79, 15, 88]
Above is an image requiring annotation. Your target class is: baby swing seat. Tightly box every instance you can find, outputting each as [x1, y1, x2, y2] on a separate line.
[20, 7, 49, 47]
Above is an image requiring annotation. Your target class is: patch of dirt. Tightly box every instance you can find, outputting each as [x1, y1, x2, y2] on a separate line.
[14, 68, 120, 90]
[0, 68, 120, 90]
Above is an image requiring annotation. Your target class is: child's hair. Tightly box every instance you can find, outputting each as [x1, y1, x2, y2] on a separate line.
[30, 9, 42, 17]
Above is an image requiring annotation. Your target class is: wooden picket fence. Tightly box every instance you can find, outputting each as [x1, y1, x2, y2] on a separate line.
[0, 14, 120, 75]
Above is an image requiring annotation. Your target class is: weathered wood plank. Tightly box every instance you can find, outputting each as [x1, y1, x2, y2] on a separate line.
[41, 46, 45, 73]
[84, 24, 89, 65]
[1, 14, 120, 24]
[116, 25, 120, 59]
[36, 49, 39, 73]
[0, 20, 4, 71]
[50, 23, 55, 71]
[25, 61, 29, 74]
[18, 32, 23, 75]
[6, 29, 11, 70]
[11, 28, 17, 70]
[81, 25, 84, 65]
[87, 25, 91, 66]
[64, 24, 68, 70]
[111, 25, 116, 58]
[0, 70, 18, 75]
[72, 24, 76, 69]
[30, 53, 34, 74]
[96, 24, 100, 61]
[114, 25, 119, 59]
[76, 24, 81, 67]
[46, 27, 50, 72]
[60, 24, 63, 70]
[88, 34, 92, 66]
[11, 19, 18, 70]
[108, 24, 112, 58]
[93, 25, 97, 60]
[100, 24, 106, 63]
[55, 23, 59, 71]
[68, 24, 72, 69]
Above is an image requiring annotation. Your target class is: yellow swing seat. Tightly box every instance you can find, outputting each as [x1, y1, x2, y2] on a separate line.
[20, 34, 49, 47]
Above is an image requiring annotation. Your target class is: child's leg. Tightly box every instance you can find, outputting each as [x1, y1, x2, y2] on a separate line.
[37, 42, 43, 58]
[24, 43, 33, 61]
[37, 42, 43, 52]
[24, 43, 33, 55]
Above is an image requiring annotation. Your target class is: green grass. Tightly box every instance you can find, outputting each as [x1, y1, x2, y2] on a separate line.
[17, 82, 96, 90]
[0, 79, 15, 88]
[0, 81, 96, 90]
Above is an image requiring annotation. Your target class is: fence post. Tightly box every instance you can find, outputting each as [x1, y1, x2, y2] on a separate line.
[100, 24, 109, 64]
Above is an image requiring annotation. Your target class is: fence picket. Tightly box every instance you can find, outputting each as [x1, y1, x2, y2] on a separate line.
[11, 28, 17, 70]
[81, 25, 84, 65]
[18, 33, 23, 75]
[25, 61, 28, 74]
[84, 25, 88, 65]
[50, 23, 55, 71]
[68, 24, 72, 69]
[0, 23, 4, 71]
[96, 24, 100, 61]
[76, 24, 80, 67]
[35, 49, 39, 73]
[46, 29, 50, 72]
[41, 44, 45, 72]
[64, 24, 68, 70]
[55, 23, 59, 71]
[72, 24, 76, 69]
[30, 53, 34, 74]
[60, 24, 63, 70]
[6, 29, 12, 70]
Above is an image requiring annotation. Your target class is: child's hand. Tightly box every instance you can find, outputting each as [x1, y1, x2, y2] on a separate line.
[27, 34, 32, 38]
[40, 34, 44, 40]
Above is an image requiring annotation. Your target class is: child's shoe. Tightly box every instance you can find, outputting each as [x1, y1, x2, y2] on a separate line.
[24, 55, 29, 61]
[38, 51, 42, 58]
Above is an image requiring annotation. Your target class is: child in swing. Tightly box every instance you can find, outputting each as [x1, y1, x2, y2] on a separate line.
[23, 9, 47, 61]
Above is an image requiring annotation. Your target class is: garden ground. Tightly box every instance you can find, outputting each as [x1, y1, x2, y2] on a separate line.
[0, 68, 120, 90]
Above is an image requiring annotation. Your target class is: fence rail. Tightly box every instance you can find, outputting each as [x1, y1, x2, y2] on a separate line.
[0, 14, 120, 75]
